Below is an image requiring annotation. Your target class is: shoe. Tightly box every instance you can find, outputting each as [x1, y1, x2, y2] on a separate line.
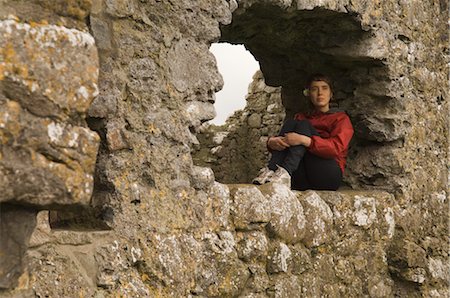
[268, 166, 291, 186]
[252, 167, 274, 185]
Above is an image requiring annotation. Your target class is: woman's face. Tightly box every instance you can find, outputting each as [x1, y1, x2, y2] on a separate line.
[309, 80, 332, 112]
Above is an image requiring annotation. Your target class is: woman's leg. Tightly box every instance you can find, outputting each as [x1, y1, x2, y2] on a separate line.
[254, 120, 300, 184]
[267, 119, 297, 171]
[292, 152, 342, 190]
[290, 159, 311, 190]
[280, 120, 317, 175]
[268, 119, 318, 175]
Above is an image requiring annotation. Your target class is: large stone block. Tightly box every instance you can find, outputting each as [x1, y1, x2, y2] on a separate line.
[261, 183, 306, 244]
[0, 19, 99, 208]
[236, 231, 268, 262]
[229, 185, 272, 230]
[267, 242, 292, 273]
[298, 190, 334, 247]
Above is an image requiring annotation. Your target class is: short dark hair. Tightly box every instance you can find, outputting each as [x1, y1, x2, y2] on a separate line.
[305, 73, 334, 93]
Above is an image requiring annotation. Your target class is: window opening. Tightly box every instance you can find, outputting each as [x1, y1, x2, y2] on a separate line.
[195, 5, 395, 191]
[209, 43, 259, 125]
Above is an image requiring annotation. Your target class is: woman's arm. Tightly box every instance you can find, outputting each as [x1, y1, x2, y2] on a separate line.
[307, 114, 354, 158]
[267, 136, 290, 151]
[284, 133, 311, 147]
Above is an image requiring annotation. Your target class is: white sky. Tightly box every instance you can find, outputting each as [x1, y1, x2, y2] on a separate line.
[209, 43, 260, 125]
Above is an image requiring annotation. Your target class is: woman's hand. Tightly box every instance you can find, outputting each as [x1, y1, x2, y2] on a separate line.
[268, 136, 290, 151]
[284, 132, 312, 147]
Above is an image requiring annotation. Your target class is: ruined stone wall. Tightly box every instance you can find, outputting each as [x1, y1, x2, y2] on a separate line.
[0, 0, 448, 297]
[0, 0, 99, 289]
[194, 70, 285, 184]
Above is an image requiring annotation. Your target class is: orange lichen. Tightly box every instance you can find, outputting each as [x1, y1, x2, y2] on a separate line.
[7, 15, 19, 22]
[13, 64, 29, 77]
[148, 123, 159, 134]
[29, 21, 40, 28]
[0, 131, 9, 145]
[3, 43, 17, 63]
[179, 190, 188, 200]
[165, 83, 177, 97]
[15, 271, 30, 289]
[5, 100, 22, 136]
[0, 64, 5, 81]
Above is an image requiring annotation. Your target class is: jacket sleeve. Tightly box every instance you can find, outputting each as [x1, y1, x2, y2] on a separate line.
[307, 114, 354, 159]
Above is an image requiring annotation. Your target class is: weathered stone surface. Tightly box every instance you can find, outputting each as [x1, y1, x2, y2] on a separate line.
[229, 184, 271, 230]
[0, 18, 99, 208]
[269, 274, 302, 298]
[0, 0, 447, 297]
[388, 190, 449, 293]
[89, 16, 112, 51]
[191, 165, 215, 190]
[207, 182, 232, 230]
[0, 204, 37, 289]
[0, 19, 98, 118]
[267, 242, 292, 273]
[236, 231, 268, 262]
[194, 71, 284, 184]
[28, 211, 51, 248]
[248, 113, 262, 128]
[199, 231, 250, 297]
[262, 183, 306, 244]
[185, 100, 217, 128]
[298, 191, 334, 247]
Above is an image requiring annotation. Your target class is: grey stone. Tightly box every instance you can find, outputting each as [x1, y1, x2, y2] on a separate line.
[0, 204, 37, 289]
[236, 231, 268, 261]
[0, 19, 100, 208]
[90, 17, 112, 50]
[28, 211, 51, 248]
[105, 0, 135, 18]
[207, 182, 231, 229]
[184, 101, 217, 128]
[261, 183, 306, 244]
[299, 191, 334, 247]
[229, 185, 272, 230]
[168, 39, 222, 94]
[267, 242, 292, 273]
[247, 113, 262, 128]
[191, 165, 215, 189]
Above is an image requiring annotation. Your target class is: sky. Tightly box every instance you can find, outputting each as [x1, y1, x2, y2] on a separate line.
[209, 43, 260, 125]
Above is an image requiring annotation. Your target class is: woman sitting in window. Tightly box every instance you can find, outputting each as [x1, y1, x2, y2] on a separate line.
[253, 73, 354, 191]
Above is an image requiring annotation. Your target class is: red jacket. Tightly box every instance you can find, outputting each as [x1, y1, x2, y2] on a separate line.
[294, 110, 354, 173]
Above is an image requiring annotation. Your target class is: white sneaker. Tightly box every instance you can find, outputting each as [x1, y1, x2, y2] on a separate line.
[252, 167, 274, 185]
[268, 166, 291, 186]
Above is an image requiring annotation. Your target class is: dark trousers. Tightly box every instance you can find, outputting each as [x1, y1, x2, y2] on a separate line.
[268, 119, 342, 191]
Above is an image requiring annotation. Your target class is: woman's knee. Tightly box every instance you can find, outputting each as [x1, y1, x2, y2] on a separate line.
[280, 119, 316, 136]
[294, 120, 314, 136]
[279, 119, 298, 135]
[284, 119, 299, 128]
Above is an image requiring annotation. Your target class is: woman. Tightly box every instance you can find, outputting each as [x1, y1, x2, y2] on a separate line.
[253, 73, 354, 191]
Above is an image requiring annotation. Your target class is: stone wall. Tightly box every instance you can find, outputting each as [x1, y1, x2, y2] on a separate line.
[0, 0, 448, 297]
[194, 70, 285, 184]
[0, 0, 99, 289]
